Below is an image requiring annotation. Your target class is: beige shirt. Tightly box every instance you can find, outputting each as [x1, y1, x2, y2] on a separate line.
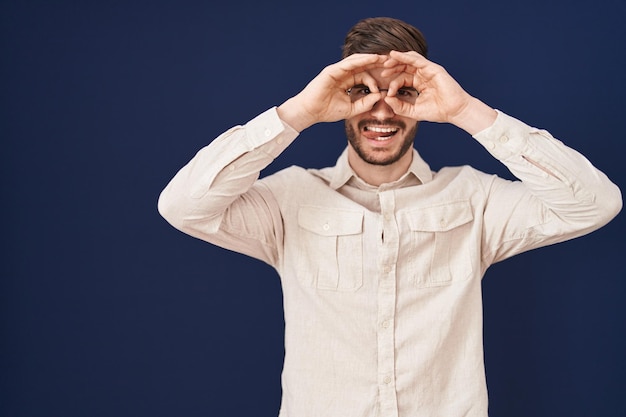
[158, 108, 621, 417]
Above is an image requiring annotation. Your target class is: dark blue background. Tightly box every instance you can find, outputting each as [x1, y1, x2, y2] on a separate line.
[2, 0, 625, 416]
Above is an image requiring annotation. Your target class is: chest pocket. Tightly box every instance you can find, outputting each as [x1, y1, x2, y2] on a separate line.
[296, 206, 364, 291]
[405, 200, 475, 288]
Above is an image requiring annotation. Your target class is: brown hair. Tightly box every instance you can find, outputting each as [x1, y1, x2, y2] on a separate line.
[342, 17, 428, 59]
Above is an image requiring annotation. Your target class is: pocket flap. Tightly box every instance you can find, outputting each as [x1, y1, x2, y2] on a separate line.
[298, 206, 363, 236]
[406, 200, 473, 232]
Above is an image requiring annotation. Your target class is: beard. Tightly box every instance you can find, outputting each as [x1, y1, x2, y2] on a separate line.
[345, 119, 418, 166]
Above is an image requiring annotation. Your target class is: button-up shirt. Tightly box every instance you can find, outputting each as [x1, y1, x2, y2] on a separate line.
[158, 108, 621, 417]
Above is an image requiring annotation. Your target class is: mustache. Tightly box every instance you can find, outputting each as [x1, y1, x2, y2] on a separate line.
[357, 118, 406, 130]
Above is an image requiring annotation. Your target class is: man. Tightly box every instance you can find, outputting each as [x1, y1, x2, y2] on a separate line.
[158, 17, 621, 417]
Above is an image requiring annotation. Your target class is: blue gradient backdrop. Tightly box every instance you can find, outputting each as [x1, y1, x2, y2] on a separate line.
[2, 1, 625, 416]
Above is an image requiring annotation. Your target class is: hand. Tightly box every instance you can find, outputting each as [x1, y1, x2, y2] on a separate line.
[277, 54, 388, 132]
[381, 51, 496, 134]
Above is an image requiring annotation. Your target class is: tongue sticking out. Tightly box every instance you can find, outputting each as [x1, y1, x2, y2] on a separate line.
[362, 127, 398, 141]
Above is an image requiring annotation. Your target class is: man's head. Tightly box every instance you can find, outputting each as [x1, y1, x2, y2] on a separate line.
[342, 17, 428, 59]
[342, 18, 427, 177]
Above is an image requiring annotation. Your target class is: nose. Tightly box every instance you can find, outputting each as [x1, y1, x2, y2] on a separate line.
[369, 89, 395, 119]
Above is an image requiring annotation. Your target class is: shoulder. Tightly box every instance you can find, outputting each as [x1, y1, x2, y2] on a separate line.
[430, 165, 510, 199]
[258, 165, 334, 188]
[434, 164, 496, 182]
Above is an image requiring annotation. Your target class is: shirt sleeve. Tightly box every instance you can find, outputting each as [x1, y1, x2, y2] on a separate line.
[472, 110, 622, 264]
[158, 107, 300, 266]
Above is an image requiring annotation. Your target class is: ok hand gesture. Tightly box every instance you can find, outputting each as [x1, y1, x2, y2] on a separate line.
[277, 54, 387, 132]
[381, 51, 496, 134]
[278, 51, 496, 135]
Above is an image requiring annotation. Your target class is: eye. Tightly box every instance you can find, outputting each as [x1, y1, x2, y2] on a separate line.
[394, 87, 419, 103]
[397, 87, 418, 98]
[347, 84, 371, 99]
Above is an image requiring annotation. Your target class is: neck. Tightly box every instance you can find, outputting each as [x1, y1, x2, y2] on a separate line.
[347, 147, 413, 187]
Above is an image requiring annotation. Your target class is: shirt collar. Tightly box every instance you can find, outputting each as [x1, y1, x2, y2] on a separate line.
[329, 147, 433, 190]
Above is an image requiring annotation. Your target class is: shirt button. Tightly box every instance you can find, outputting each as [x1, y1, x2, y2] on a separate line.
[439, 218, 446, 228]
[276, 137, 283, 144]
[487, 141, 496, 150]
[383, 376, 392, 384]
[382, 320, 390, 328]
[322, 223, 330, 231]
[264, 128, 272, 137]
[499, 135, 509, 144]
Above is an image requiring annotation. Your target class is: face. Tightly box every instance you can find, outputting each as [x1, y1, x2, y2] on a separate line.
[344, 69, 419, 167]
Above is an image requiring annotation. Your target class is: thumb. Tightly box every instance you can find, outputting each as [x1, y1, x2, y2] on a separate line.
[351, 93, 383, 116]
[383, 96, 413, 118]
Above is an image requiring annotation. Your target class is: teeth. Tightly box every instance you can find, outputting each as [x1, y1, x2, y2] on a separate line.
[366, 126, 398, 133]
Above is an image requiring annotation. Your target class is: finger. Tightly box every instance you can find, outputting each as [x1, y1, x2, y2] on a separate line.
[345, 69, 385, 116]
[324, 54, 387, 89]
[388, 50, 428, 67]
[351, 92, 383, 116]
[337, 53, 387, 73]
[389, 50, 444, 80]
[382, 51, 433, 78]
[380, 52, 424, 78]
[355, 70, 381, 93]
[385, 95, 432, 121]
[383, 96, 414, 118]
[379, 64, 407, 78]
[386, 72, 416, 97]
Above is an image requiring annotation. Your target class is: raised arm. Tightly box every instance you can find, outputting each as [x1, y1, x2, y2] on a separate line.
[380, 50, 622, 259]
[158, 54, 390, 264]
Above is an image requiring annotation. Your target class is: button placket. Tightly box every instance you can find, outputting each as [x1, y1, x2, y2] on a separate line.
[376, 190, 400, 417]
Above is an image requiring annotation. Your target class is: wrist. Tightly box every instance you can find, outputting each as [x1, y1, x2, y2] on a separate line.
[277, 96, 318, 133]
[449, 97, 498, 135]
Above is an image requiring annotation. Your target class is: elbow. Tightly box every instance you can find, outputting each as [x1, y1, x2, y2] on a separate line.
[157, 189, 224, 236]
[604, 183, 623, 220]
[157, 189, 184, 230]
[593, 182, 623, 228]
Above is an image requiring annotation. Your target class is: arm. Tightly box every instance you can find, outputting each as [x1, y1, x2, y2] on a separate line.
[158, 54, 389, 264]
[381, 51, 622, 258]
[474, 111, 622, 262]
[157, 108, 299, 265]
